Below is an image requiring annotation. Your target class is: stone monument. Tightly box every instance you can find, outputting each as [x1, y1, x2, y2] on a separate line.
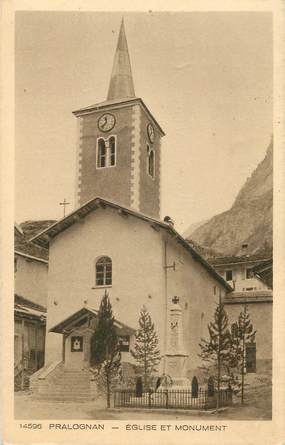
[164, 296, 191, 388]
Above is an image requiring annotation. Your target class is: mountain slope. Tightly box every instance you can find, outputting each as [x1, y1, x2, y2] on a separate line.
[187, 140, 273, 257]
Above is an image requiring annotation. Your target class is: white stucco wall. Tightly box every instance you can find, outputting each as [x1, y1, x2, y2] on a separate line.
[225, 302, 272, 363]
[15, 254, 48, 307]
[44, 206, 231, 377]
[215, 263, 270, 292]
[165, 238, 227, 375]
[45, 207, 166, 366]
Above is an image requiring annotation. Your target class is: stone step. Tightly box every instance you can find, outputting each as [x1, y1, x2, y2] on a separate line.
[43, 378, 91, 383]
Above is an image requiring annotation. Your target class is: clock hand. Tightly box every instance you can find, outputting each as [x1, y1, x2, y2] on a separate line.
[101, 116, 107, 128]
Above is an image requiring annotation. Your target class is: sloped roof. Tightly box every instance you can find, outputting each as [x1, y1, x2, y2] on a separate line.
[20, 220, 56, 240]
[15, 220, 55, 260]
[30, 196, 232, 292]
[107, 18, 135, 101]
[224, 290, 272, 304]
[49, 306, 135, 334]
[14, 294, 47, 322]
[72, 96, 165, 136]
[209, 255, 271, 267]
[14, 223, 23, 236]
[251, 259, 273, 289]
[15, 251, 48, 265]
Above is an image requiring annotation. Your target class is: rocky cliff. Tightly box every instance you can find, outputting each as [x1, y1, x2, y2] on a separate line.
[186, 139, 273, 257]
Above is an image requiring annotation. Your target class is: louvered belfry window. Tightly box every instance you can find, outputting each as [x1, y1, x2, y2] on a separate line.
[96, 256, 112, 286]
[97, 138, 106, 168]
[97, 136, 116, 168]
[147, 144, 155, 179]
[109, 136, 116, 166]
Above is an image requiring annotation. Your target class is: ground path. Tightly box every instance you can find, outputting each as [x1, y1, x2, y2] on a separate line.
[14, 391, 271, 420]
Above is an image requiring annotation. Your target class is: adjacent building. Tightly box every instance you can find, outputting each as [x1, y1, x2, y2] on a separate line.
[210, 254, 273, 373]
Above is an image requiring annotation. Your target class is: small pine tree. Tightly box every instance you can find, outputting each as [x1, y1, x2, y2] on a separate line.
[199, 297, 232, 408]
[236, 305, 256, 404]
[131, 306, 161, 389]
[90, 291, 122, 408]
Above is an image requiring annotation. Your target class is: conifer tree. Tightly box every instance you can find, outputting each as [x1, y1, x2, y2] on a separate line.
[199, 297, 232, 408]
[90, 291, 122, 408]
[131, 306, 161, 389]
[236, 305, 256, 404]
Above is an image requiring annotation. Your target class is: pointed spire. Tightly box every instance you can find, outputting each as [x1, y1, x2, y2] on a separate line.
[107, 18, 135, 101]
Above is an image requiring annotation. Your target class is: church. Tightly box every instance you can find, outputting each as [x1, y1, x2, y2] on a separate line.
[29, 19, 233, 400]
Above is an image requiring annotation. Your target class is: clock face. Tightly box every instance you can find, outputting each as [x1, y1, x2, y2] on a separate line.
[98, 113, 116, 132]
[147, 123, 155, 143]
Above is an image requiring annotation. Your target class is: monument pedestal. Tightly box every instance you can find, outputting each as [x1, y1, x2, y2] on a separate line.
[164, 353, 191, 388]
[164, 297, 191, 387]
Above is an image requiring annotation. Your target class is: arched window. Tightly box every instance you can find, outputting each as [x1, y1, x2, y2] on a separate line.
[96, 256, 112, 286]
[147, 144, 155, 179]
[97, 136, 116, 168]
[97, 138, 106, 168]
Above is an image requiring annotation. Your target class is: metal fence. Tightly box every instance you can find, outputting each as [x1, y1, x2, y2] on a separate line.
[114, 388, 232, 410]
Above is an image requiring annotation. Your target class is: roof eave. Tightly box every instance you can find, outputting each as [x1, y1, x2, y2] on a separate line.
[72, 97, 165, 137]
[30, 197, 231, 292]
[29, 196, 171, 248]
[174, 234, 232, 292]
[49, 306, 135, 334]
[210, 258, 272, 267]
[14, 310, 46, 323]
[224, 297, 273, 304]
[15, 250, 48, 264]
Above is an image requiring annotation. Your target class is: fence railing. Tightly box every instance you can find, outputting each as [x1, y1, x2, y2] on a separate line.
[114, 388, 232, 410]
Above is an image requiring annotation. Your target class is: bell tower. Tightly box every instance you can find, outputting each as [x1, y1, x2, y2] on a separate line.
[73, 19, 165, 219]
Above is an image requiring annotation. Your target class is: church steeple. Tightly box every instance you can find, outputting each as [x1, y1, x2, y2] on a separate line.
[73, 18, 164, 218]
[107, 18, 135, 100]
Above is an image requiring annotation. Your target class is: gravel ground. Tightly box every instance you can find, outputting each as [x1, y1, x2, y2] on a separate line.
[14, 391, 271, 421]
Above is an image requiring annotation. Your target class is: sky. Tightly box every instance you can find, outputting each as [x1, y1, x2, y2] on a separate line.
[15, 11, 272, 233]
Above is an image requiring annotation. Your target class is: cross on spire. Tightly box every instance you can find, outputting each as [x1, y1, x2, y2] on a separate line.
[107, 18, 135, 101]
[172, 296, 179, 304]
[59, 198, 70, 217]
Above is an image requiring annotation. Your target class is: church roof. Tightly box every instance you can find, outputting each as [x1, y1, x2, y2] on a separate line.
[49, 306, 135, 334]
[107, 18, 135, 101]
[30, 196, 232, 292]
